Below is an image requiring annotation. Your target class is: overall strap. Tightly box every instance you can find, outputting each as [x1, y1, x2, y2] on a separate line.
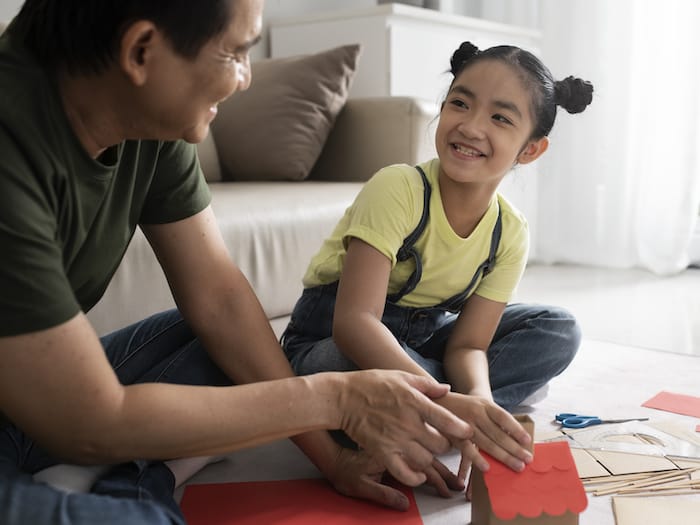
[386, 166, 431, 303]
[438, 202, 503, 312]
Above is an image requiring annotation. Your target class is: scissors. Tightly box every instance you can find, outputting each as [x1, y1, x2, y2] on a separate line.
[555, 413, 649, 429]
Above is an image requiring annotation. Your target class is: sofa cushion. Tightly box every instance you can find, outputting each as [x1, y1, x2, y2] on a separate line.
[212, 44, 361, 182]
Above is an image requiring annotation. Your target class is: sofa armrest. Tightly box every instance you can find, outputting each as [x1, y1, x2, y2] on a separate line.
[309, 96, 439, 182]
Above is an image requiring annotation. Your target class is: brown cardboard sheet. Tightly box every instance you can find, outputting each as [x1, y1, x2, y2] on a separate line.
[612, 495, 700, 525]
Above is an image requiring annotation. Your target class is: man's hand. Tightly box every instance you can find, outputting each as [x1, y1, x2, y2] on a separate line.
[328, 448, 465, 511]
[327, 447, 411, 511]
[422, 457, 465, 498]
[334, 370, 472, 487]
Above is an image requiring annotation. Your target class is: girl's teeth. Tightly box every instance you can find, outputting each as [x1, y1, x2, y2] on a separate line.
[455, 144, 481, 156]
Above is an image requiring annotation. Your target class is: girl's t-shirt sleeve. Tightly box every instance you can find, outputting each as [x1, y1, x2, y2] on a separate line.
[301, 164, 423, 287]
[341, 165, 422, 266]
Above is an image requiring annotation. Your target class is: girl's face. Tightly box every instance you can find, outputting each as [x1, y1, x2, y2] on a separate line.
[435, 59, 547, 188]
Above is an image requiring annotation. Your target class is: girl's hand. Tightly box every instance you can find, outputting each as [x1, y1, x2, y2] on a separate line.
[445, 393, 532, 472]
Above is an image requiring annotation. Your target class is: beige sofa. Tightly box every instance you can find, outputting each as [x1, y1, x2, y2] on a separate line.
[87, 95, 438, 336]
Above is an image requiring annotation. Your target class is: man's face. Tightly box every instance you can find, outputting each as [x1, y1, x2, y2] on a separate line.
[135, 0, 263, 143]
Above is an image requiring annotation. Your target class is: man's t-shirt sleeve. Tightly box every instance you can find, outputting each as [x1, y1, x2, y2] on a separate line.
[139, 140, 211, 225]
[0, 138, 211, 337]
[0, 130, 79, 336]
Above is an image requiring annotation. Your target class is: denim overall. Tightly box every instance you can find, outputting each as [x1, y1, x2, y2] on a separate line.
[282, 166, 582, 410]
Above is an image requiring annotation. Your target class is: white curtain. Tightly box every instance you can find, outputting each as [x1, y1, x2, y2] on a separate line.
[534, 0, 700, 275]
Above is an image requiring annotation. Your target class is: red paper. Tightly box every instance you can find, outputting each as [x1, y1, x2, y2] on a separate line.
[695, 424, 700, 433]
[482, 442, 588, 520]
[642, 391, 700, 418]
[180, 478, 423, 525]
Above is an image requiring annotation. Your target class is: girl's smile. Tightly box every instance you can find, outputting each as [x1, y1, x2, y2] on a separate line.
[451, 142, 486, 159]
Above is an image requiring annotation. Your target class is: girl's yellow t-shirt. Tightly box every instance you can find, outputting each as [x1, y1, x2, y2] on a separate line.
[302, 158, 529, 307]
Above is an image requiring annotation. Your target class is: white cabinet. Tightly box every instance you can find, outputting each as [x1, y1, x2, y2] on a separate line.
[269, 3, 541, 103]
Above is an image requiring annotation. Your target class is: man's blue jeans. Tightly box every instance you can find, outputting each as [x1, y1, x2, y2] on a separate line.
[0, 309, 229, 525]
[283, 285, 582, 411]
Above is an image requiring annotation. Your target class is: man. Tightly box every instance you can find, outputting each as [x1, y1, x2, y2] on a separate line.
[0, 1, 473, 523]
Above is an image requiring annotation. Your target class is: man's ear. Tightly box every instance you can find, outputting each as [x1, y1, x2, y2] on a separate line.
[119, 21, 160, 87]
[516, 137, 549, 165]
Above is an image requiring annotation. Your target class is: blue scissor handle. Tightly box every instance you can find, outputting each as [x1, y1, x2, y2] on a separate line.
[555, 413, 602, 429]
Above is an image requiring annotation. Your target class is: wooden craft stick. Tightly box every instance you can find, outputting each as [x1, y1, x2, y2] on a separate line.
[614, 489, 700, 497]
[629, 472, 693, 488]
[593, 468, 699, 496]
[594, 476, 687, 496]
[638, 467, 700, 484]
[585, 477, 651, 494]
[582, 472, 651, 485]
[619, 480, 700, 494]
[648, 479, 700, 490]
[616, 479, 700, 494]
[592, 474, 650, 496]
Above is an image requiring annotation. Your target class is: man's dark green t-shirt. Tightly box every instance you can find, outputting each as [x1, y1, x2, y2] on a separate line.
[0, 29, 212, 337]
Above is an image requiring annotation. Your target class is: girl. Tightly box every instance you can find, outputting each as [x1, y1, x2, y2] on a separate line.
[282, 41, 593, 486]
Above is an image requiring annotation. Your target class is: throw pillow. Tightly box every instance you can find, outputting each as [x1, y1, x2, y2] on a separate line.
[212, 44, 361, 181]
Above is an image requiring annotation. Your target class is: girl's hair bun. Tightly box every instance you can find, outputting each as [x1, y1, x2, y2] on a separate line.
[554, 76, 594, 114]
[450, 41, 480, 76]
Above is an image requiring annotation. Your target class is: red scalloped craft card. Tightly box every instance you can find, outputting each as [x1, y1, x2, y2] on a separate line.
[481, 441, 588, 520]
[180, 477, 424, 525]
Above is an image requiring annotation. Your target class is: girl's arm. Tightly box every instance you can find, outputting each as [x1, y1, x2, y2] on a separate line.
[443, 294, 507, 399]
[440, 294, 532, 467]
[334, 238, 531, 471]
[333, 238, 430, 376]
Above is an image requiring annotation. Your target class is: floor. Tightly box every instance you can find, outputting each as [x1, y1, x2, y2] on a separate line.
[177, 263, 700, 524]
[513, 264, 700, 357]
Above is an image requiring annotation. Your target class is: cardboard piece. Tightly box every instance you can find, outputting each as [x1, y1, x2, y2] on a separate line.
[674, 457, 700, 469]
[471, 415, 587, 525]
[568, 448, 609, 479]
[180, 478, 423, 525]
[539, 428, 688, 478]
[585, 449, 677, 476]
[642, 391, 700, 418]
[612, 495, 700, 525]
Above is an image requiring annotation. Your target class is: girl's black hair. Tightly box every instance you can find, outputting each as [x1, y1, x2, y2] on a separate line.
[448, 41, 594, 139]
[9, 0, 233, 75]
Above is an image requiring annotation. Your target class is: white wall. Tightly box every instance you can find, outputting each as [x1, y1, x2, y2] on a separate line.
[0, 0, 375, 60]
[0, 0, 22, 23]
[259, 1, 540, 59]
[258, 0, 375, 60]
[0, 0, 539, 59]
